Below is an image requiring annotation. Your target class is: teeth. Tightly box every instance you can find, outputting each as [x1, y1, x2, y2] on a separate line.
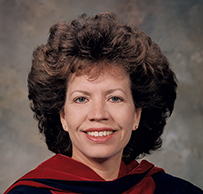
[87, 131, 114, 137]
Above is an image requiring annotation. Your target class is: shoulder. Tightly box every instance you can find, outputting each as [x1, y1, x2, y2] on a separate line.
[5, 185, 52, 194]
[151, 171, 203, 194]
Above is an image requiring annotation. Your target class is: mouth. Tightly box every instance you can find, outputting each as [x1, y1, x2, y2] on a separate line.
[83, 128, 116, 141]
[84, 130, 115, 137]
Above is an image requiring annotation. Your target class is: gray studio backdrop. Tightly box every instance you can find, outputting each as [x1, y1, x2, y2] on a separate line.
[1, 0, 203, 192]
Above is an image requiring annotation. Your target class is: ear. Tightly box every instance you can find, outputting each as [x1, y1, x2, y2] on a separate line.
[132, 108, 142, 131]
[60, 110, 68, 132]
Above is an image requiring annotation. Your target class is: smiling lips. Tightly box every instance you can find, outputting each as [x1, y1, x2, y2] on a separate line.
[84, 128, 116, 142]
[86, 131, 114, 137]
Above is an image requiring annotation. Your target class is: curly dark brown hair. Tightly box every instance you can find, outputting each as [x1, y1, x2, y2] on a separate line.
[28, 12, 177, 163]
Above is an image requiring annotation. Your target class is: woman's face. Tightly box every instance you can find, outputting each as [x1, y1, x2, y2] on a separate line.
[60, 65, 141, 163]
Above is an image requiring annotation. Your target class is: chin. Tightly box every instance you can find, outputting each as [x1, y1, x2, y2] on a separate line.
[85, 150, 122, 161]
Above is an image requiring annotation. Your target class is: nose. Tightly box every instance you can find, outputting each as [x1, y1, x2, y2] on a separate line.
[87, 99, 109, 122]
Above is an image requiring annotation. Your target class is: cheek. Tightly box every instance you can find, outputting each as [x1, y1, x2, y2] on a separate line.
[64, 106, 87, 129]
[114, 106, 135, 128]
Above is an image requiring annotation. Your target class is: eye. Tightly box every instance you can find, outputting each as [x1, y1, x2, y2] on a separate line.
[74, 97, 88, 103]
[109, 96, 123, 102]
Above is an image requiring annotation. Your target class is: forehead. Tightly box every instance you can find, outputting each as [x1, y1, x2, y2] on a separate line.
[70, 60, 127, 77]
[68, 64, 129, 84]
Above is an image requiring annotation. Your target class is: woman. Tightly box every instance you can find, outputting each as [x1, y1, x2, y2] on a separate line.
[5, 12, 203, 194]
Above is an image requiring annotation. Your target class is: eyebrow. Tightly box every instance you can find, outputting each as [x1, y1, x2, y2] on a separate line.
[105, 88, 126, 95]
[70, 90, 90, 96]
[70, 88, 127, 96]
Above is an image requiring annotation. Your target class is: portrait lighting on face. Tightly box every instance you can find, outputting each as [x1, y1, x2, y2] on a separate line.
[60, 65, 141, 167]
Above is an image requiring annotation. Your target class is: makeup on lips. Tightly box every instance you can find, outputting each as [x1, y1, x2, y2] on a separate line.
[84, 128, 116, 142]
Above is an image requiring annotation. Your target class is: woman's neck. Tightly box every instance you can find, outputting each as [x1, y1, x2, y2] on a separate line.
[72, 153, 122, 181]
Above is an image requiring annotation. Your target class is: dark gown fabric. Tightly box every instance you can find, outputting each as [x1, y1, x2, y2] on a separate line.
[4, 154, 203, 194]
